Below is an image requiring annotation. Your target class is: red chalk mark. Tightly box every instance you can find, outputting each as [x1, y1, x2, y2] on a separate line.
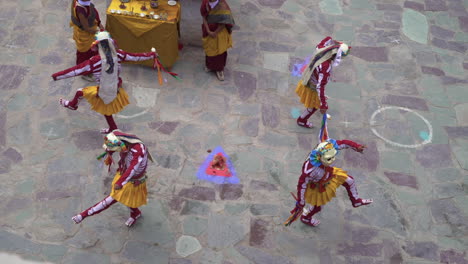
[205, 153, 232, 177]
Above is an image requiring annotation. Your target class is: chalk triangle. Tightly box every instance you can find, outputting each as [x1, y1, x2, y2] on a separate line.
[196, 146, 239, 184]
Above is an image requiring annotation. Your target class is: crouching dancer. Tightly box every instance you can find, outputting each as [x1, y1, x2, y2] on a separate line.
[285, 139, 372, 227]
[72, 130, 153, 227]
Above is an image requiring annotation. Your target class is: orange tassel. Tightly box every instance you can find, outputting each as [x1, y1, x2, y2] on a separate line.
[156, 62, 163, 85]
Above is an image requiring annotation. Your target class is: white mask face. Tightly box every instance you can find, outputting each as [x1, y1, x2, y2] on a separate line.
[320, 149, 337, 166]
[209, 0, 219, 8]
[78, 0, 91, 6]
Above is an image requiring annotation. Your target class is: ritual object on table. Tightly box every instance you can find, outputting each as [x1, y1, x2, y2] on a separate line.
[140, 0, 147, 11]
[150, 0, 159, 9]
[119, 0, 129, 9]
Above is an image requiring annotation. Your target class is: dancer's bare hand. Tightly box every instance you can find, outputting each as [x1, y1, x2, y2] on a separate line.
[114, 184, 122, 190]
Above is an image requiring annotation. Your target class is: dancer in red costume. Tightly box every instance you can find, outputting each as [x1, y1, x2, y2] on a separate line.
[285, 139, 372, 227]
[295, 36, 351, 128]
[72, 130, 153, 227]
[52, 31, 157, 133]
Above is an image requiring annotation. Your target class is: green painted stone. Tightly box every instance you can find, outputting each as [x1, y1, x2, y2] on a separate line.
[69, 116, 100, 129]
[263, 52, 289, 73]
[448, 87, 468, 105]
[427, 120, 449, 144]
[41, 244, 68, 263]
[234, 151, 262, 173]
[40, 119, 68, 140]
[62, 250, 111, 264]
[431, 223, 453, 236]
[454, 104, 468, 125]
[225, 134, 253, 145]
[294, 46, 316, 58]
[335, 26, 355, 42]
[15, 207, 35, 224]
[7, 94, 28, 111]
[281, 1, 301, 13]
[223, 247, 251, 264]
[419, 77, 452, 108]
[43, 13, 58, 25]
[371, 69, 398, 82]
[434, 14, 459, 31]
[429, 106, 457, 127]
[130, 201, 174, 245]
[432, 167, 463, 182]
[24, 54, 37, 66]
[319, 0, 343, 15]
[176, 235, 202, 258]
[350, 0, 375, 9]
[438, 237, 468, 252]
[16, 179, 35, 194]
[454, 32, 468, 42]
[381, 151, 413, 174]
[29, 150, 55, 165]
[8, 116, 32, 145]
[402, 9, 428, 44]
[451, 138, 468, 170]
[200, 248, 223, 264]
[434, 182, 465, 199]
[453, 195, 468, 218]
[232, 104, 260, 116]
[224, 203, 250, 215]
[442, 63, 464, 77]
[394, 189, 426, 206]
[182, 216, 207, 236]
[326, 82, 361, 101]
[35, 35, 57, 50]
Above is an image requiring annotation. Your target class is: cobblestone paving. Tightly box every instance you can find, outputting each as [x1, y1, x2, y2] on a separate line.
[1, 0, 467, 263]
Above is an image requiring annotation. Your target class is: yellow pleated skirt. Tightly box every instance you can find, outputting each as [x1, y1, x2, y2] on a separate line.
[304, 167, 348, 206]
[202, 27, 233, 57]
[82, 86, 130, 116]
[110, 172, 147, 208]
[295, 80, 321, 109]
[71, 23, 97, 52]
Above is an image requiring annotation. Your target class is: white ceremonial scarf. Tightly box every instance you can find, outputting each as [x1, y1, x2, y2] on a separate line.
[332, 45, 344, 68]
[97, 43, 119, 105]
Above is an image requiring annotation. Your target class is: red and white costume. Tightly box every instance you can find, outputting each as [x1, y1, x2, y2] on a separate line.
[52, 32, 156, 133]
[115, 143, 149, 188]
[52, 50, 155, 86]
[296, 36, 350, 128]
[72, 130, 152, 227]
[308, 37, 334, 110]
[293, 139, 372, 227]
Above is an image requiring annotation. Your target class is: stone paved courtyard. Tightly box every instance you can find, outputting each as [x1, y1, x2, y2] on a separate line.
[1, 0, 468, 263]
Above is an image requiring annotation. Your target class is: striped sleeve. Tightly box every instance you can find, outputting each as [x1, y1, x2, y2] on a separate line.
[52, 56, 100, 80]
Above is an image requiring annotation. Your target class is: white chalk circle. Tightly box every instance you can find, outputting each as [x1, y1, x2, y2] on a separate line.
[369, 106, 433, 148]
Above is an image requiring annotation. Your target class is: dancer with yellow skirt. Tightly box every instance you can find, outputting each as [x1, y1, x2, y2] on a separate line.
[286, 139, 372, 227]
[72, 130, 154, 227]
[70, 0, 104, 82]
[201, 0, 235, 81]
[296, 36, 351, 128]
[52, 31, 157, 133]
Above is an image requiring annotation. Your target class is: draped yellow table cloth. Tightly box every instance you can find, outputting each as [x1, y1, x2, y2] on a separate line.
[106, 0, 181, 68]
